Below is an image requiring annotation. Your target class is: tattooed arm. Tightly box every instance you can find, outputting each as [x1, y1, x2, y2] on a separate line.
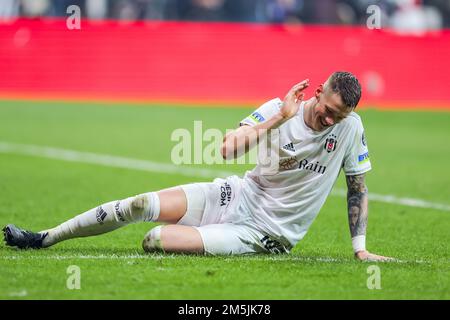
[346, 174, 394, 262]
[346, 174, 368, 240]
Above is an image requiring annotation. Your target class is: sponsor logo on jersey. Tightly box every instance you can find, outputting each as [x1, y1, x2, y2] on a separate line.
[298, 159, 327, 174]
[220, 182, 232, 207]
[279, 157, 327, 174]
[282, 142, 295, 152]
[324, 134, 337, 153]
[362, 131, 367, 146]
[279, 157, 299, 170]
[249, 112, 265, 123]
[96, 206, 108, 224]
[358, 152, 370, 164]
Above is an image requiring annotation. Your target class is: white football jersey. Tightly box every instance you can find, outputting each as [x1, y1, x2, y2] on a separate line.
[239, 98, 371, 249]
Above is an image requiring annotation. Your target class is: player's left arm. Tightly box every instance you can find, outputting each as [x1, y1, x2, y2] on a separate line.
[346, 173, 394, 262]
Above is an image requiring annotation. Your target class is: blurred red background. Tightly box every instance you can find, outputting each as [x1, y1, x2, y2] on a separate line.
[0, 18, 449, 109]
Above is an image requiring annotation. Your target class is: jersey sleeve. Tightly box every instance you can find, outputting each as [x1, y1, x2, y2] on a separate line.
[342, 117, 372, 176]
[240, 98, 283, 127]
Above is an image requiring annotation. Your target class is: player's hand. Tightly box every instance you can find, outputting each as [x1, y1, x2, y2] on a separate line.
[280, 79, 310, 120]
[355, 250, 395, 262]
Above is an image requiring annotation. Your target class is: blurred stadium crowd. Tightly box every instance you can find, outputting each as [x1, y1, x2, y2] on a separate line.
[0, 0, 448, 30]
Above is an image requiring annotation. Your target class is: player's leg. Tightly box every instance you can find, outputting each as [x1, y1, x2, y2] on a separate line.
[40, 186, 193, 247]
[141, 183, 207, 253]
[142, 178, 288, 255]
[3, 186, 190, 249]
[142, 225, 204, 254]
[156, 186, 188, 224]
[40, 191, 163, 247]
[143, 223, 268, 255]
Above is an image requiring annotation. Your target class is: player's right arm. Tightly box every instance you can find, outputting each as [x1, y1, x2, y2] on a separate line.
[221, 79, 309, 160]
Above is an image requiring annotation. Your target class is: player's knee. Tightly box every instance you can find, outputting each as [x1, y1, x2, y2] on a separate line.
[132, 193, 160, 222]
[130, 194, 148, 219]
[116, 192, 160, 223]
[142, 226, 163, 252]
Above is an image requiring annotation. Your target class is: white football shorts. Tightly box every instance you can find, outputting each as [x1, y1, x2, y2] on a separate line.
[177, 175, 289, 255]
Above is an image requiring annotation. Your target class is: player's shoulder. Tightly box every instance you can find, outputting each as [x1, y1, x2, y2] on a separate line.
[345, 111, 363, 123]
[341, 111, 364, 129]
[256, 97, 283, 112]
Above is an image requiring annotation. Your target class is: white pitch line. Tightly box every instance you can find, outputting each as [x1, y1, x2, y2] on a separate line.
[8, 290, 28, 297]
[0, 141, 234, 179]
[0, 254, 155, 260]
[0, 141, 449, 212]
[330, 189, 450, 212]
[0, 254, 429, 264]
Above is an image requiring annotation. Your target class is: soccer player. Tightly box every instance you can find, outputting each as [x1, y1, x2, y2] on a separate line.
[3, 71, 393, 262]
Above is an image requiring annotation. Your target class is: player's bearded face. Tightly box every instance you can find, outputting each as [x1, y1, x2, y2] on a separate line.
[312, 90, 350, 131]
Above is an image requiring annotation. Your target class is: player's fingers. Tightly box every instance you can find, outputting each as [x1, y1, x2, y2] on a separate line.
[287, 80, 309, 100]
[292, 79, 310, 92]
[288, 80, 308, 95]
[285, 80, 309, 104]
[381, 256, 396, 262]
[372, 254, 395, 262]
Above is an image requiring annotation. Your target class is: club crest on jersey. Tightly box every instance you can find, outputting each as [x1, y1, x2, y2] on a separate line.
[324, 134, 337, 153]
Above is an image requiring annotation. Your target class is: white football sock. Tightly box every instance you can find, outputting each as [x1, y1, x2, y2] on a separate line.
[40, 192, 160, 247]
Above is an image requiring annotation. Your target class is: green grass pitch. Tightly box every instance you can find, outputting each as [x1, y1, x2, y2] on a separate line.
[0, 100, 449, 299]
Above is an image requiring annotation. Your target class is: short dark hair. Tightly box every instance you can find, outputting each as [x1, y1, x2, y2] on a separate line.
[327, 71, 362, 109]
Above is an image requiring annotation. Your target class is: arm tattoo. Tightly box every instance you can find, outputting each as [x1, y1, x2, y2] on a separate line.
[346, 174, 368, 238]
